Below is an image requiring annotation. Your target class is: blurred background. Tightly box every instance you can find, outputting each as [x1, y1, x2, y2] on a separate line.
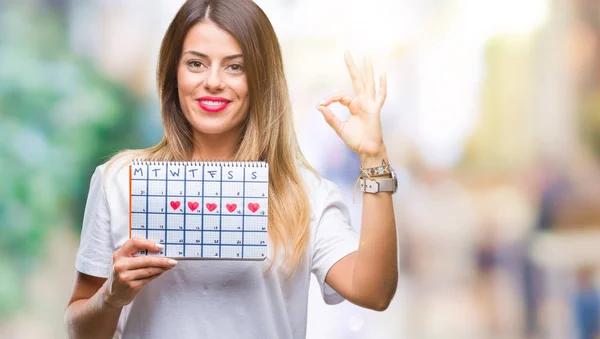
[1, 0, 600, 338]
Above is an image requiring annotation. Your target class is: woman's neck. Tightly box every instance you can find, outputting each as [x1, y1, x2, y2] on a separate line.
[190, 128, 241, 161]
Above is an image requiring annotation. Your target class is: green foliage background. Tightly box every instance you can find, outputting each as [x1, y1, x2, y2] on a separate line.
[0, 3, 150, 318]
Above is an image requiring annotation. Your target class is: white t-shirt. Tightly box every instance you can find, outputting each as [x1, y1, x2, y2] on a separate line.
[75, 158, 359, 339]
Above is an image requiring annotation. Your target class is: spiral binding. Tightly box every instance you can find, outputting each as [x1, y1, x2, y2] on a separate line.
[131, 159, 268, 168]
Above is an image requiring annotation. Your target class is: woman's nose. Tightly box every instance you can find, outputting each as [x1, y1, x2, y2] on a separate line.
[203, 67, 224, 91]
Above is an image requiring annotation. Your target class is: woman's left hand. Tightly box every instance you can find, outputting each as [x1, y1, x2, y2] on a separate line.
[317, 51, 387, 162]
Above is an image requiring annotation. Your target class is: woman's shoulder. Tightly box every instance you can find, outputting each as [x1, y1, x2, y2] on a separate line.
[94, 149, 145, 187]
[297, 165, 340, 206]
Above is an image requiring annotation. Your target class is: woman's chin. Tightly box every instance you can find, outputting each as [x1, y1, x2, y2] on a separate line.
[193, 127, 227, 135]
[190, 122, 239, 136]
[187, 112, 246, 137]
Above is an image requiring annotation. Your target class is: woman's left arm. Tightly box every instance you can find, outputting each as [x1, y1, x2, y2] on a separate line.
[316, 52, 397, 311]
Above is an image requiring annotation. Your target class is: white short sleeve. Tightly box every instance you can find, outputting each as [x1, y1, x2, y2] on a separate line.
[310, 180, 359, 305]
[75, 165, 113, 278]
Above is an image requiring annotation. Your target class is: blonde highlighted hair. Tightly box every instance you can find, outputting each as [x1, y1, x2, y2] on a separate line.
[107, 0, 313, 276]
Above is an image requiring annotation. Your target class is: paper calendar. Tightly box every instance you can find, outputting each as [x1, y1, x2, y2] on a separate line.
[129, 160, 268, 260]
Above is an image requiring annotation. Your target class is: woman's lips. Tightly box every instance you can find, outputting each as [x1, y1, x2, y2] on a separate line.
[197, 98, 231, 113]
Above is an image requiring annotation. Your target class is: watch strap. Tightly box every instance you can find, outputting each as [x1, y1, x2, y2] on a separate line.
[358, 177, 397, 193]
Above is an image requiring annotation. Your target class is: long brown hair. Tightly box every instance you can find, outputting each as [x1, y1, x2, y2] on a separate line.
[108, 0, 313, 276]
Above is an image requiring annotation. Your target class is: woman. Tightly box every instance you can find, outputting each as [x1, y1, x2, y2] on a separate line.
[65, 0, 397, 338]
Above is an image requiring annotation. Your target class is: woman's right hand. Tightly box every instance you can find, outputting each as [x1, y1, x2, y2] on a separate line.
[103, 238, 177, 308]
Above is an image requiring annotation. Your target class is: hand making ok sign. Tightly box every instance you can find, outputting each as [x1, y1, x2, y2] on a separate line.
[317, 51, 388, 164]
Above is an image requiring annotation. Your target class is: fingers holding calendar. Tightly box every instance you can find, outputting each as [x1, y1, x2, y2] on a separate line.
[119, 237, 162, 255]
[103, 238, 178, 308]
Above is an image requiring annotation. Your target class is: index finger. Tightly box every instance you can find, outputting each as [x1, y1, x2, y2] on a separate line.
[119, 238, 164, 256]
[320, 92, 353, 107]
[122, 255, 177, 271]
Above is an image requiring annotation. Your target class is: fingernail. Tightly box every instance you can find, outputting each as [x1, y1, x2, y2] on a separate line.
[168, 259, 178, 266]
[155, 243, 165, 249]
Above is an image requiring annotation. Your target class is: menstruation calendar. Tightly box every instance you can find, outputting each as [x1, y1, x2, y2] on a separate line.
[129, 160, 268, 260]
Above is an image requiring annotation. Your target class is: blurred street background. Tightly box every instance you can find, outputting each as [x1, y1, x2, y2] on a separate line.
[1, 0, 600, 338]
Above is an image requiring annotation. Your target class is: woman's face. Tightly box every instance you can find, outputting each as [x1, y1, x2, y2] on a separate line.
[177, 21, 249, 137]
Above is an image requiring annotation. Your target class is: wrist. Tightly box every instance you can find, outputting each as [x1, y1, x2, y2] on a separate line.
[100, 280, 124, 310]
[353, 148, 398, 197]
[359, 148, 388, 168]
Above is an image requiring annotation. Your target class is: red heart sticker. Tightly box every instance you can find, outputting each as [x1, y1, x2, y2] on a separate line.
[206, 203, 217, 212]
[188, 201, 199, 212]
[226, 203, 237, 212]
[170, 201, 181, 210]
[248, 203, 260, 213]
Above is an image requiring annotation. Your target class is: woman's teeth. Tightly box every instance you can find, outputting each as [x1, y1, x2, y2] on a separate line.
[201, 100, 227, 105]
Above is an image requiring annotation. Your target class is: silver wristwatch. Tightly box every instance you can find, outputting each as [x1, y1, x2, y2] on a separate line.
[358, 167, 398, 194]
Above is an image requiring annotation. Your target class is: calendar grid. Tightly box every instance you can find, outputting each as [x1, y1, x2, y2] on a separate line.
[131, 211, 266, 217]
[183, 165, 187, 256]
[218, 167, 223, 258]
[242, 167, 246, 258]
[132, 194, 267, 198]
[159, 243, 265, 246]
[200, 166, 205, 257]
[141, 179, 267, 183]
[130, 161, 269, 260]
[145, 164, 149, 255]
[164, 163, 169, 256]
[135, 229, 265, 233]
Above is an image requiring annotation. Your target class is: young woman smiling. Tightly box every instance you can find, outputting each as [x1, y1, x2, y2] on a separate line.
[65, 1, 398, 338]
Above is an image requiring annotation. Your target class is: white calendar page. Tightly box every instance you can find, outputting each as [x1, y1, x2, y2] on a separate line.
[129, 161, 268, 260]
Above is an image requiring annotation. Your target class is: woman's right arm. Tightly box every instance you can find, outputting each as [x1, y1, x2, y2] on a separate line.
[65, 238, 177, 339]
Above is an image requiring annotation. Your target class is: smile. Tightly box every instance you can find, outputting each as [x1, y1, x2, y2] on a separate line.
[196, 98, 231, 113]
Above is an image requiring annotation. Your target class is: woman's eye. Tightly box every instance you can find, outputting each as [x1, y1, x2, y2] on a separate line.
[228, 64, 244, 72]
[188, 61, 203, 68]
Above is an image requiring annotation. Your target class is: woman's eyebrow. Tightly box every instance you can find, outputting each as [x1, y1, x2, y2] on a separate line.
[182, 50, 243, 61]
